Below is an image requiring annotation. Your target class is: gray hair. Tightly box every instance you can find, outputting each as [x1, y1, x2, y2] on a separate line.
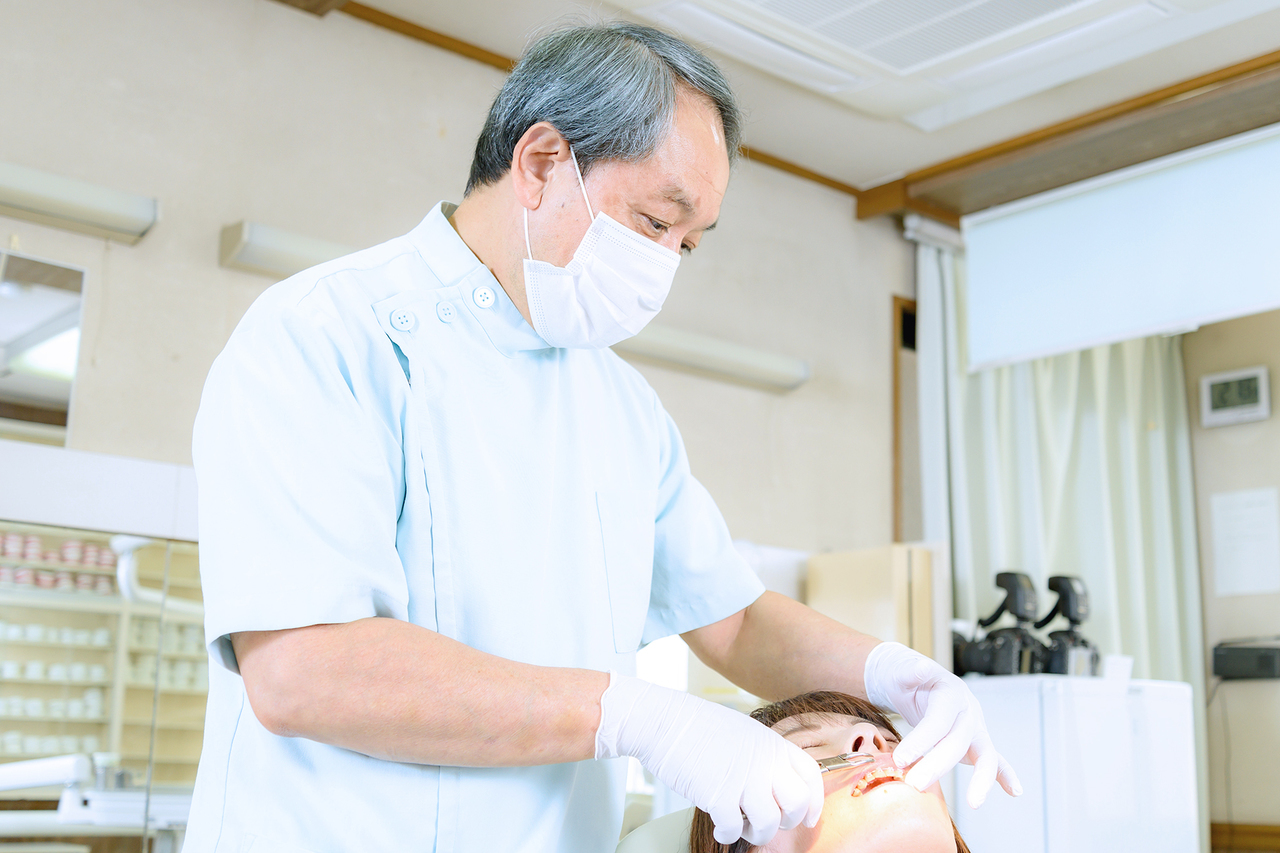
[465, 22, 742, 194]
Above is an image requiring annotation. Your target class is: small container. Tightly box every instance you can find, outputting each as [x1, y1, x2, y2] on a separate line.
[40, 735, 59, 754]
[59, 627, 75, 645]
[172, 660, 194, 690]
[5, 696, 24, 716]
[0, 566, 13, 587]
[42, 550, 60, 565]
[48, 663, 67, 682]
[2, 533, 23, 558]
[92, 628, 111, 647]
[60, 540, 83, 564]
[88, 664, 106, 683]
[3, 731, 22, 753]
[54, 571, 74, 593]
[69, 662, 87, 682]
[97, 550, 117, 568]
[24, 698, 43, 717]
[22, 735, 41, 755]
[81, 735, 100, 753]
[48, 699, 66, 718]
[1, 660, 20, 679]
[75, 573, 95, 594]
[24, 660, 45, 680]
[23, 624, 43, 643]
[94, 577, 114, 597]
[135, 655, 157, 684]
[14, 568, 35, 588]
[194, 661, 209, 690]
[35, 570, 56, 590]
[73, 629, 91, 646]
[66, 698, 85, 719]
[81, 544, 99, 567]
[60, 735, 78, 753]
[3, 624, 20, 642]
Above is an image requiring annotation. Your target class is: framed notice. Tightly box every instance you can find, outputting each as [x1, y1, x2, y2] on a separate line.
[1200, 365, 1270, 428]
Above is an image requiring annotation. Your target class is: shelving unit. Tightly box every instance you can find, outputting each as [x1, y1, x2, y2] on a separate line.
[0, 520, 207, 792]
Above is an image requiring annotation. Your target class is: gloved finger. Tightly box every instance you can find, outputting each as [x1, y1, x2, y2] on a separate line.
[709, 799, 745, 846]
[965, 748, 998, 809]
[786, 747, 825, 828]
[771, 761, 812, 832]
[739, 781, 782, 846]
[903, 715, 972, 792]
[893, 695, 964, 768]
[995, 753, 1022, 797]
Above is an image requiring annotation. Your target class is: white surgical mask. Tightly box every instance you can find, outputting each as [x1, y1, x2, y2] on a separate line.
[523, 149, 681, 349]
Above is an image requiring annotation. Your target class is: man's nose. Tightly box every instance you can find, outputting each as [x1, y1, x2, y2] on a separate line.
[848, 723, 893, 756]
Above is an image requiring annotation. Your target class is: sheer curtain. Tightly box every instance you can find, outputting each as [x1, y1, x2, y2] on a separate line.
[914, 240, 1209, 849]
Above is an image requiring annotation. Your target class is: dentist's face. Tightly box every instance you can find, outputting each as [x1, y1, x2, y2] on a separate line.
[759, 713, 957, 853]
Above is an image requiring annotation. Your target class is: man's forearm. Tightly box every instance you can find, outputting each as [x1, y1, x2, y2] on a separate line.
[684, 591, 881, 703]
[231, 617, 609, 767]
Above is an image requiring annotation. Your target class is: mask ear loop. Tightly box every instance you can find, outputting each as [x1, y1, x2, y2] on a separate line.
[524, 207, 533, 261]
[569, 147, 595, 219]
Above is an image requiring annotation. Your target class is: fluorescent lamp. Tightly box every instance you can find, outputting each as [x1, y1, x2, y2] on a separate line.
[0, 161, 157, 244]
[614, 324, 810, 391]
[219, 221, 353, 279]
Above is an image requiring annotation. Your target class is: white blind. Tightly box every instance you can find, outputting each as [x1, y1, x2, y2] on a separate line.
[962, 123, 1280, 371]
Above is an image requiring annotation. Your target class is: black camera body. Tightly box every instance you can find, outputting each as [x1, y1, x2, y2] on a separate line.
[1037, 577, 1099, 676]
[954, 572, 1048, 676]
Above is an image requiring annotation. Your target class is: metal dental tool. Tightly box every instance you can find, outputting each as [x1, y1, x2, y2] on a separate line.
[816, 753, 876, 774]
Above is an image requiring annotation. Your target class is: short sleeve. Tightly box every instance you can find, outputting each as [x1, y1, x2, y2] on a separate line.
[643, 402, 765, 644]
[192, 287, 409, 673]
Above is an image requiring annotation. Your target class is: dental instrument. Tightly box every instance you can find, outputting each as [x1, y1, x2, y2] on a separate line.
[816, 753, 875, 774]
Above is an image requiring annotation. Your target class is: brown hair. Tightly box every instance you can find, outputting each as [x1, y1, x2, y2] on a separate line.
[688, 691, 970, 853]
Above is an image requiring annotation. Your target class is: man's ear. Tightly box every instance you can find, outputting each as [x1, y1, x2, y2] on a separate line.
[510, 122, 570, 212]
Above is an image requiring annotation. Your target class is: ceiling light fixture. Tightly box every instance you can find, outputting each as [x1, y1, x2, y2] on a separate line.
[0, 161, 157, 244]
[219, 221, 352, 279]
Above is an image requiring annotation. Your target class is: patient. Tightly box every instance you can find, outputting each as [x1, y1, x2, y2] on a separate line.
[689, 692, 969, 853]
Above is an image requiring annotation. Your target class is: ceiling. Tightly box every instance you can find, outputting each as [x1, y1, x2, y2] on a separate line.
[366, 0, 1280, 189]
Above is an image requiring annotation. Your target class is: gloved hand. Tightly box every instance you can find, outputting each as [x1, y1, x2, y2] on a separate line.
[595, 672, 823, 846]
[863, 641, 1022, 808]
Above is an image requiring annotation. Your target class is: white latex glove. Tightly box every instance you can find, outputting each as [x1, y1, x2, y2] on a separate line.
[596, 672, 823, 846]
[863, 641, 1022, 808]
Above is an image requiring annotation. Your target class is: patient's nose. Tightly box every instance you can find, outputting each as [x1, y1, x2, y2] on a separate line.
[849, 723, 892, 756]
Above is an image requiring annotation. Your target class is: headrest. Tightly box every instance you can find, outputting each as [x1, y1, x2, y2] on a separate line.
[615, 807, 695, 853]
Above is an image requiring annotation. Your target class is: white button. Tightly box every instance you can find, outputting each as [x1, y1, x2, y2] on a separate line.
[436, 302, 456, 324]
[472, 286, 495, 309]
[389, 309, 416, 332]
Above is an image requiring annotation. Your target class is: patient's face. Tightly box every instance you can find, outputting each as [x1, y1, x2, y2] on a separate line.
[760, 713, 956, 853]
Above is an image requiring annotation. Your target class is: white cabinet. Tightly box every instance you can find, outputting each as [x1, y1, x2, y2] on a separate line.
[951, 674, 1198, 853]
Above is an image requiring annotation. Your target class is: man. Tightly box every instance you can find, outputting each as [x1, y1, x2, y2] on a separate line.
[188, 22, 1018, 853]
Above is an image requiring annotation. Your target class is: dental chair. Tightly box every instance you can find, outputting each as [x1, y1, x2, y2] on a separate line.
[615, 808, 694, 853]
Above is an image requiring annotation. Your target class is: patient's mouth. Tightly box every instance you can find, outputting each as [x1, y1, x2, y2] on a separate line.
[850, 765, 905, 797]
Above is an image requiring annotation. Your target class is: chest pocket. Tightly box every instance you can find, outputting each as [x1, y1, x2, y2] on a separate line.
[596, 488, 658, 654]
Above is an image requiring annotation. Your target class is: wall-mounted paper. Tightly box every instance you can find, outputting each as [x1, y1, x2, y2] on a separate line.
[1210, 488, 1280, 597]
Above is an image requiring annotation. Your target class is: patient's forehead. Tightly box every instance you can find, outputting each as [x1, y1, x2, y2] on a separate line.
[772, 712, 864, 738]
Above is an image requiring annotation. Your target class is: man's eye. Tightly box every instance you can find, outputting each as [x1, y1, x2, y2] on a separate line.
[646, 216, 668, 233]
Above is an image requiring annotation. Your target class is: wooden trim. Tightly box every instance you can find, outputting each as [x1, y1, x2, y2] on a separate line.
[739, 146, 861, 198]
[905, 47, 1280, 186]
[339, 2, 516, 71]
[891, 296, 916, 544]
[332, 3, 862, 199]
[1211, 822, 1280, 850]
[0, 401, 67, 427]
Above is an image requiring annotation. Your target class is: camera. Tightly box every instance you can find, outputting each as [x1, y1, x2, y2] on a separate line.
[954, 573, 1099, 676]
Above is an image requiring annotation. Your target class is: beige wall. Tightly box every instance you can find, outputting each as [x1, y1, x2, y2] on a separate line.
[1182, 309, 1280, 825]
[0, 0, 913, 554]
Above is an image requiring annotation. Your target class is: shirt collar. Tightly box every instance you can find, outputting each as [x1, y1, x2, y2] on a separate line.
[408, 202, 550, 356]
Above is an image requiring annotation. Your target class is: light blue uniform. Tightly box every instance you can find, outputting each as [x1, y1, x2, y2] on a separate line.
[186, 203, 765, 853]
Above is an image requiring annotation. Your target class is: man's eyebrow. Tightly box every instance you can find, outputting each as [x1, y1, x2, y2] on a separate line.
[658, 186, 717, 233]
